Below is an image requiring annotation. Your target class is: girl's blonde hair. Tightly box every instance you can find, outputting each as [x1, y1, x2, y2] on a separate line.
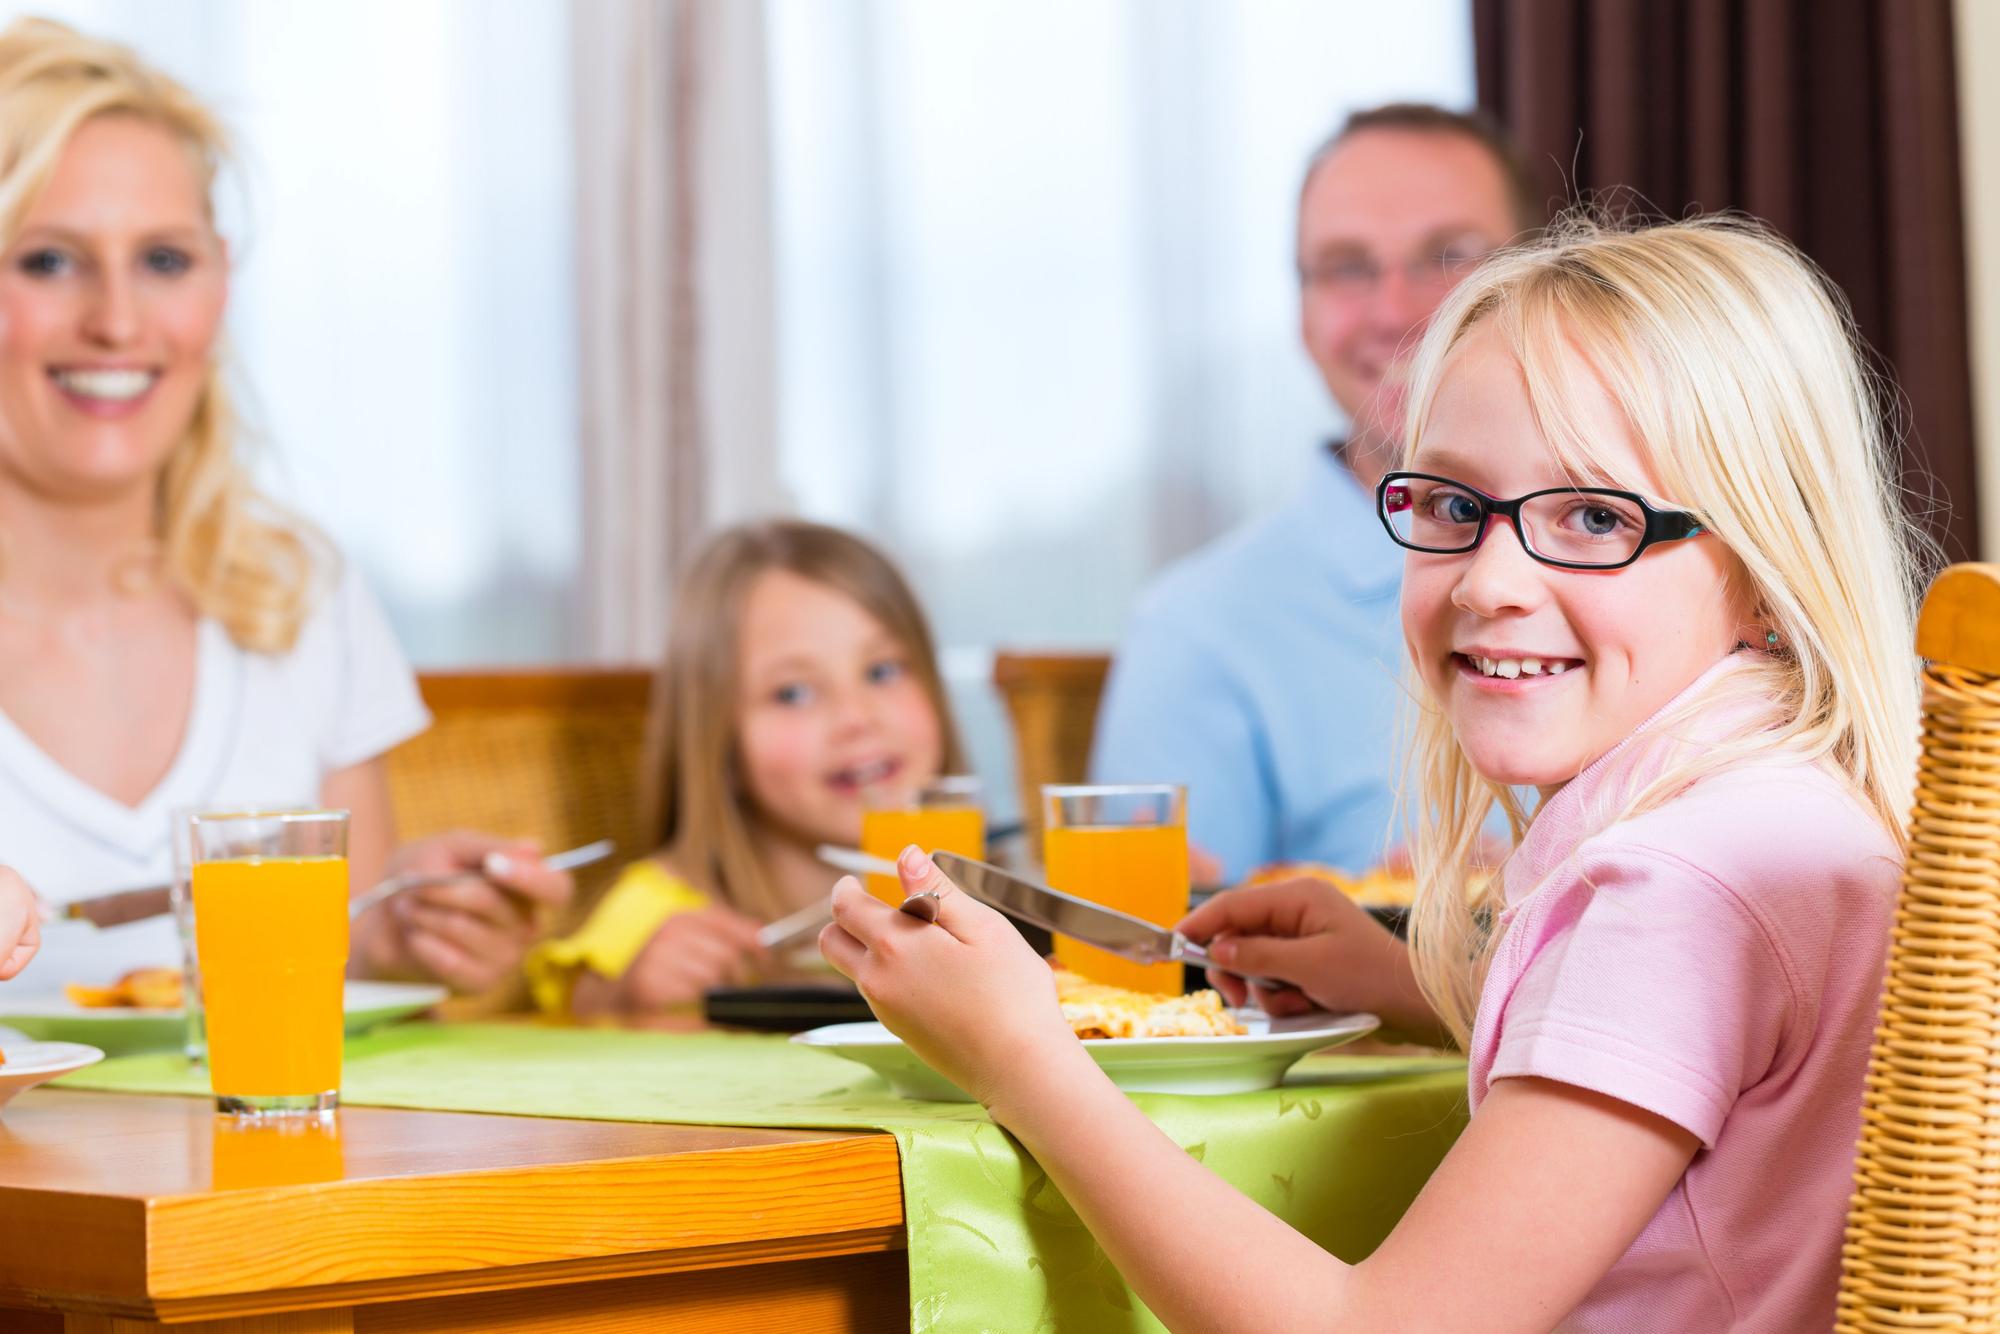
[1398, 216, 1929, 1046]
[0, 18, 319, 651]
[641, 519, 968, 922]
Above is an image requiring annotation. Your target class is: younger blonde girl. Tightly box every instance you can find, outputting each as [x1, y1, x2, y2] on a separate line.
[821, 217, 1925, 1332]
[530, 519, 966, 1013]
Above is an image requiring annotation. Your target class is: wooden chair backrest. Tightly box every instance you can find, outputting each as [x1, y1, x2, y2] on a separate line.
[991, 652, 1112, 849]
[384, 668, 655, 907]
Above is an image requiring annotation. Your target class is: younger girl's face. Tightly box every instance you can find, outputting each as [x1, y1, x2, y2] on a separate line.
[735, 569, 947, 848]
[1400, 320, 1753, 797]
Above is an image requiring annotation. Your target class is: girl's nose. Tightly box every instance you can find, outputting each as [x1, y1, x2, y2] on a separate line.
[81, 272, 141, 345]
[826, 683, 880, 737]
[1450, 515, 1549, 618]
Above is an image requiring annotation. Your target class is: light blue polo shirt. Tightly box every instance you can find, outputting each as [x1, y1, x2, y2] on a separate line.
[1090, 448, 1406, 881]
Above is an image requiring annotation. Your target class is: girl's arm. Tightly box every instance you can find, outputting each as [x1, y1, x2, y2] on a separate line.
[821, 850, 1699, 1333]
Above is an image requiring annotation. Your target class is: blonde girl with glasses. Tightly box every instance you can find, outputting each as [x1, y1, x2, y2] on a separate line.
[819, 216, 1925, 1331]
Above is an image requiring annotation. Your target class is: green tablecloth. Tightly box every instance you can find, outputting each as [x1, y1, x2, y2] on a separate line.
[60, 1024, 1466, 1332]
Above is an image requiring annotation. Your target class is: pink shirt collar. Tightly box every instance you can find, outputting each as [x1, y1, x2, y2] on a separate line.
[1501, 651, 1768, 909]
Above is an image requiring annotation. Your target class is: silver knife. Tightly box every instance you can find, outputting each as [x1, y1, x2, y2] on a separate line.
[818, 845, 1291, 990]
[928, 851, 1223, 969]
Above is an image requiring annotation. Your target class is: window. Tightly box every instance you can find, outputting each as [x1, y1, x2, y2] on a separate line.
[0, 0, 580, 665]
[768, 0, 1475, 815]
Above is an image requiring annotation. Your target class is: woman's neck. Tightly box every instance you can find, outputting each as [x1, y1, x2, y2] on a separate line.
[0, 478, 159, 611]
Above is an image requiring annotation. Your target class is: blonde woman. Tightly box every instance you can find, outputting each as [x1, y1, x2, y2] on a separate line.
[822, 217, 1924, 1331]
[529, 519, 966, 1014]
[0, 19, 571, 993]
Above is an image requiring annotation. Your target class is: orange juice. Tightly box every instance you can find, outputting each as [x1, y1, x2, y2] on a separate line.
[211, 1116, 345, 1190]
[1045, 823, 1189, 993]
[860, 805, 985, 903]
[192, 856, 349, 1099]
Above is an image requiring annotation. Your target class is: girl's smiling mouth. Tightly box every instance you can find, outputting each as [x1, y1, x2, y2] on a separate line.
[1453, 650, 1585, 684]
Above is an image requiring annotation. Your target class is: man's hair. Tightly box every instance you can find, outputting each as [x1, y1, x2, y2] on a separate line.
[1302, 102, 1545, 236]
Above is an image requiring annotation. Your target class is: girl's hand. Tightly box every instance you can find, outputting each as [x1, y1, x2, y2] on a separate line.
[0, 866, 40, 981]
[1178, 876, 1443, 1042]
[352, 831, 575, 994]
[819, 846, 1076, 1107]
[613, 906, 772, 1011]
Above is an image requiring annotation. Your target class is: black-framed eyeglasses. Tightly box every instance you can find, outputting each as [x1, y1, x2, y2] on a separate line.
[1376, 471, 1706, 571]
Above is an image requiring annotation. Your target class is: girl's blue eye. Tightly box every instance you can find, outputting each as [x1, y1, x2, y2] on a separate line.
[866, 659, 907, 685]
[1422, 490, 1482, 525]
[18, 248, 69, 277]
[144, 246, 192, 276]
[773, 682, 814, 707]
[1559, 499, 1640, 539]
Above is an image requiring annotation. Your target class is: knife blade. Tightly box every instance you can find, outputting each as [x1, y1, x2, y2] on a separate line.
[59, 885, 171, 929]
[929, 852, 1217, 968]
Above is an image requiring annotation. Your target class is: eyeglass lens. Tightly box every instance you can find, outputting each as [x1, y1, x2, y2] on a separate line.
[1382, 476, 1650, 566]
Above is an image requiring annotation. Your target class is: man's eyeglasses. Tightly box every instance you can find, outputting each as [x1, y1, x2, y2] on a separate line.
[1376, 471, 1705, 571]
[1298, 236, 1495, 299]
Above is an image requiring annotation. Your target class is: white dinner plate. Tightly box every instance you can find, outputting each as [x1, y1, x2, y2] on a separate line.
[792, 1008, 1380, 1102]
[0, 1040, 105, 1108]
[0, 980, 447, 1056]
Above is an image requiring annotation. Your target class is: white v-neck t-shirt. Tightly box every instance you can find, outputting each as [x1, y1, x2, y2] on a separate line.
[0, 564, 430, 991]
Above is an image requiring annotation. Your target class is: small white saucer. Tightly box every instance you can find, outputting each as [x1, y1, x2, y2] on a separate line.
[0, 1040, 107, 1109]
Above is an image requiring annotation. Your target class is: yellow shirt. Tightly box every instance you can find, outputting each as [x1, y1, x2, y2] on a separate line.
[524, 860, 709, 1013]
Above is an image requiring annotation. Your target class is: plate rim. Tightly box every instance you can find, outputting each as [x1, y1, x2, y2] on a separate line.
[0, 1039, 106, 1079]
[791, 1009, 1380, 1052]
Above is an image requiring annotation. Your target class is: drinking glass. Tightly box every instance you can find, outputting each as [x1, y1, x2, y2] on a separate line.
[1042, 784, 1189, 994]
[168, 806, 205, 1064]
[189, 810, 349, 1117]
[859, 776, 986, 904]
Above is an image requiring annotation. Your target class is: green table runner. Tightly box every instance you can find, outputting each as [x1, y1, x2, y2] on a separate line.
[60, 1024, 1466, 1332]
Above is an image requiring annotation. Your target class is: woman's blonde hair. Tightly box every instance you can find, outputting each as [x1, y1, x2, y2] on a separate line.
[1398, 216, 1929, 1046]
[639, 519, 968, 922]
[0, 18, 318, 651]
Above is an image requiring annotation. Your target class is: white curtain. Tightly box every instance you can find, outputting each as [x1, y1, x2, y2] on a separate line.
[573, 0, 782, 663]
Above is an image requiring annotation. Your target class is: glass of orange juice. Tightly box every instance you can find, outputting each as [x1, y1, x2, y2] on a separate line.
[1043, 783, 1189, 994]
[189, 810, 350, 1117]
[859, 776, 986, 903]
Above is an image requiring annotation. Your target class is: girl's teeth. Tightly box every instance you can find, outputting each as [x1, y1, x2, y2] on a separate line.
[1471, 655, 1577, 678]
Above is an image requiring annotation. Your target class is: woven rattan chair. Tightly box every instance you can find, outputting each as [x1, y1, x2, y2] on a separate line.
[991, 651, 1111, 849]
[1841, 564, 2000, 1329]
[384, 668, 656, 908]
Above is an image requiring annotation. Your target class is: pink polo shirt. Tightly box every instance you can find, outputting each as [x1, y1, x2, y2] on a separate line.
[1468, 654, 1901, 1331]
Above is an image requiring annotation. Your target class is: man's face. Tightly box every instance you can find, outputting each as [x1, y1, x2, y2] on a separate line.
[1297, 128, 1520, 452]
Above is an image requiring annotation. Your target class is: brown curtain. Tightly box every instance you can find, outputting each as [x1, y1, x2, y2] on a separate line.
[1474, 0, 1979, 561]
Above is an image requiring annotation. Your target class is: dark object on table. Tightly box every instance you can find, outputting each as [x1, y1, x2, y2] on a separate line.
[702, 984, 875, 1032]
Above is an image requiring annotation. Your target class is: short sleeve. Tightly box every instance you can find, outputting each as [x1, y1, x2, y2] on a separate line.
[1089, 605, 1272, 881]
[1487, 848, 1795, 1147]
[307, 563, 431, 771]
[524, 861, 710, 1012]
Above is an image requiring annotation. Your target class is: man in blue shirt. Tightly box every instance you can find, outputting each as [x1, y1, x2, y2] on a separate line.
[1091, 105, 1543, 881]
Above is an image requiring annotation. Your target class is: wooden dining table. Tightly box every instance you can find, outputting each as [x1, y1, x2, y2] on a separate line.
[0, 1087, 908, 1332]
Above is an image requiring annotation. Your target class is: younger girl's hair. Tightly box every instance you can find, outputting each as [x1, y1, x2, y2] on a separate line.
[0, 18, 321, 651]
[641, 519, 968, 921]
[1396, 215, 1928, 1046]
